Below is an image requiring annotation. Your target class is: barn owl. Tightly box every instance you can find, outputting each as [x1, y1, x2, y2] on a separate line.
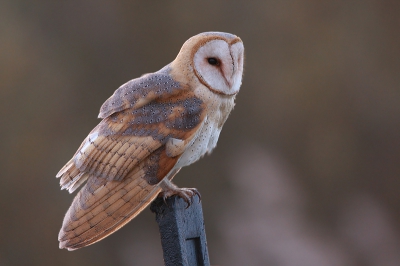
[56, 32, 244, 250]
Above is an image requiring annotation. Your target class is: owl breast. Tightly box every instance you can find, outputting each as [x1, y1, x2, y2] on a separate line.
[175, 116, 221, 168]
[174, 92, 234, 168]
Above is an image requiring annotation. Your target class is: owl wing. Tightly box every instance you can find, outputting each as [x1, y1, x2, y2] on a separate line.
[57, 70, 207, 250]
[57, 69, 204, 191]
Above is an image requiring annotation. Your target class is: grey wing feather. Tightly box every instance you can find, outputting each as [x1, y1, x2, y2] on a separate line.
[98, 66, 182, 119]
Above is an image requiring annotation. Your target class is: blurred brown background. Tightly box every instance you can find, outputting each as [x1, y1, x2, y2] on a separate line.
[1, 1, 399, 265]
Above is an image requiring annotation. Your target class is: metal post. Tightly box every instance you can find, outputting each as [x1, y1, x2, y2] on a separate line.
[150, 195, 210, 266]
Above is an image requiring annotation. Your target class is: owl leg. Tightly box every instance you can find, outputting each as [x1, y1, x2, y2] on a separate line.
[158, 178, 201, 208]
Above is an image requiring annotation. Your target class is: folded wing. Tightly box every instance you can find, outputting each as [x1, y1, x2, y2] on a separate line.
[57, 70, 207, 249]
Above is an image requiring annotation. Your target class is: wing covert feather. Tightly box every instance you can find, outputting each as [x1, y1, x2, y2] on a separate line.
[98, 69, 183, 119]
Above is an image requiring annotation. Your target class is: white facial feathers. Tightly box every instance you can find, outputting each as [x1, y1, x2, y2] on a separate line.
[193, 39, 244, 95]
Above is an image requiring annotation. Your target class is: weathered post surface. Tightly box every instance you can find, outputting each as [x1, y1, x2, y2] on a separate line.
[150, 195, 210, 266]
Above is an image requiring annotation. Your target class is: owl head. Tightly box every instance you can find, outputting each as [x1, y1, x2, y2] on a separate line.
[171, 32, 244, 96]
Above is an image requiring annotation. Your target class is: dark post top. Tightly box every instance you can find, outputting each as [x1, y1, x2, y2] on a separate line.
[150, 195, 210, 266]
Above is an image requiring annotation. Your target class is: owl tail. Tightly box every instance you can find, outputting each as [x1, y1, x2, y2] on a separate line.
[58, 165, 162, 251]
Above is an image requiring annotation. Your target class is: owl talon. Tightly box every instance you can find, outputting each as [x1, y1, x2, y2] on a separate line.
[193, 189, 201, 202]
[162, 195, 169, 207]
[159, 181, 201, 208]
[171, 187, 199, 208]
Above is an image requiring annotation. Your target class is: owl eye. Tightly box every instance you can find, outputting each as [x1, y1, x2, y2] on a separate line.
[207, 57, 219, 66]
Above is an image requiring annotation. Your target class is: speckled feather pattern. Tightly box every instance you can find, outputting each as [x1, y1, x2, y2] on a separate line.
[56, 32, 244, 250]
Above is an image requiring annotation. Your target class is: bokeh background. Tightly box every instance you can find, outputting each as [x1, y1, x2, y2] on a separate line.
[1, 1, 399, 265]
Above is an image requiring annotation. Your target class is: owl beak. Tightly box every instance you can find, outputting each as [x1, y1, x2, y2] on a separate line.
[219, 50, 235, 88]
[221, 65, 234, 88]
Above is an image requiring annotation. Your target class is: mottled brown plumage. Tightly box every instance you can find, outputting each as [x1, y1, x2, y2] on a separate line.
[57, 32, 244, 250]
